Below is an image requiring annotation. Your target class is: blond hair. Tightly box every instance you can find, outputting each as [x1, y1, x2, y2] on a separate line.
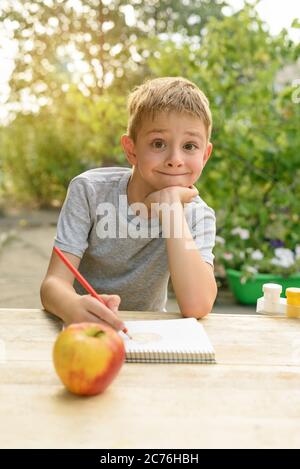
[127, 76, 212, 142]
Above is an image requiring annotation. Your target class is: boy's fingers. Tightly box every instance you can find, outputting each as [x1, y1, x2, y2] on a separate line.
[187, 186, 198, 201]
[86, 296, 124, 331]
[91, 307, 125, 331]
[81, 311, 102, 324]
[81, 311, 121, 331]
[65, 310, 102, 326]
[85, 312, 116, 329]
[107, 295, 121, 312]
[189, 185, 198, 195]
[98, 294, 121, 312]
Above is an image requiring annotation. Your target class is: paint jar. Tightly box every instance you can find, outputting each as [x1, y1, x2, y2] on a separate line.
[262, 283, 282, 313]
[286, 288, 300, 318]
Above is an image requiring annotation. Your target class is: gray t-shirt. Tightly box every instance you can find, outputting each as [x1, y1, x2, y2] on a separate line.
[54, 167, 216, 312]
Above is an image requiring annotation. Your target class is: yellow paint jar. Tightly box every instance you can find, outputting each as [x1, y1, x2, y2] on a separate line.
[286, 288, 300, 318]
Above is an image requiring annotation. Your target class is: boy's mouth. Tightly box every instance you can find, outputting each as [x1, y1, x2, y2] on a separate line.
[157, 171, 188, 176]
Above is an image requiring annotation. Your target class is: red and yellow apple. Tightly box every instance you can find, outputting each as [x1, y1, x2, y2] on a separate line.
[53, 322, 125, 396]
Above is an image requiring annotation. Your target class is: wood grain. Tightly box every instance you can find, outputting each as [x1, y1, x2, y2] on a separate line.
[1, 308, 300, 449]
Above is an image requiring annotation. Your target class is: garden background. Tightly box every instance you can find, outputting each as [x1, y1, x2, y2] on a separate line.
[0, 0, 299, 310]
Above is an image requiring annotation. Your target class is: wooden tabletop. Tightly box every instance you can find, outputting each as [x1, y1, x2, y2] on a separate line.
[1, 308, 300, 449]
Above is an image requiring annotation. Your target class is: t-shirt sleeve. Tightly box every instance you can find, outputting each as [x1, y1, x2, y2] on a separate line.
[54, 177, 94, 258]
[186, 199, 216, 266]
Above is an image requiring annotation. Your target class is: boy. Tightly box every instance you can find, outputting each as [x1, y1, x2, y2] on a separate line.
[40, 76, 217, 331]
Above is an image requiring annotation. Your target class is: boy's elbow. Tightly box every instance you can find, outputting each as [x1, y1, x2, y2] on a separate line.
[40, 278, 48, 309]
[180, 289, 217, 319]
[40, 276, 54, 310]
[181, 302, 213, 319]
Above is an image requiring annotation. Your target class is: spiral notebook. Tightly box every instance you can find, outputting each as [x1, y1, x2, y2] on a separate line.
[121, 318, 216, 364]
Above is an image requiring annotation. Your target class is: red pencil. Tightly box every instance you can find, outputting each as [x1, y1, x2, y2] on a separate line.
[53, 246, 131, 338]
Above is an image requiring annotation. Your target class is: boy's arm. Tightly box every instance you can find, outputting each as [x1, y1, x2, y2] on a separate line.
[42, 177, 124, 330]
[165, 205, 217, 318]
[40, 250, 81, 323]
[143, 185, 217, 318]
[40, 250, 124, 330]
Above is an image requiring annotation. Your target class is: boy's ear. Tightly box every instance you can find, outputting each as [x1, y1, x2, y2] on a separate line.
[121, 134, 137, 166]
[203, 142, 213, 167]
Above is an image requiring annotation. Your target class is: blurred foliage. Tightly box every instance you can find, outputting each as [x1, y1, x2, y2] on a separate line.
[0, 0, 226, 206]
[0, 1, 299, 276]
[144, 4, 300, 276]
[0, 86, 128, 206]
[0, 0, 225, 102]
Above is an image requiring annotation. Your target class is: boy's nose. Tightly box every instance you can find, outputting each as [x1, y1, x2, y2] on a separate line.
[165, 151, 184, 166]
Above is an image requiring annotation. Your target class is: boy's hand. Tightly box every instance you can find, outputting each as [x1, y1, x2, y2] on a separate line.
[142, 185, 199, 219]
[64, 293, 124, 331]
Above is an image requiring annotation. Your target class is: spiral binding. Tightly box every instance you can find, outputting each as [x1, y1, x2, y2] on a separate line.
[125, 347, 216, 364]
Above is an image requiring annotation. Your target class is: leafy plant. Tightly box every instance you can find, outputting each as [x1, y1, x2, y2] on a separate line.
[0, 87, 128, 206]
[147, 3, 300, 278]
[214, 229, 300, 282]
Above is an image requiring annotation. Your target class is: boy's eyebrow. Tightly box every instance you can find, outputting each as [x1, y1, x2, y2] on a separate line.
[146, 129, 204, 140]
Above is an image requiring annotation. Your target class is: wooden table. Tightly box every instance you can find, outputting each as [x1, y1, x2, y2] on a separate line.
[1, 308, 300, 449]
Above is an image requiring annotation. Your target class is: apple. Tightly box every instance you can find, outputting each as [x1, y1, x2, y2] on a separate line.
[53, 322, 125, 396]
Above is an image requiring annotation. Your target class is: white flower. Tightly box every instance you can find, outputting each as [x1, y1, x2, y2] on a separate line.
[245, 266, 258, 274]
[231, 227, 250, 240]
[251, 249, 264, 261]
[239, 252, 245, 259]
[271, 257, 294, 269]
[274, 248, 294, 260]
[223, 252, 233, 261]
[271, 248, 295, 269]
[295, 246, 300, 260]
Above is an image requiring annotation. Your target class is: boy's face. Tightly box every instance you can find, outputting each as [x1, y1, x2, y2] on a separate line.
[121, 111, 212, 192]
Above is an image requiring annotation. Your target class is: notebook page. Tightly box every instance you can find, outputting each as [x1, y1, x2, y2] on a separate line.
[121, 318, 214, 354]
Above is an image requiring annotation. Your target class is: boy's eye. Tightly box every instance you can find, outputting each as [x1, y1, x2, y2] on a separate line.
[151, 140, 165, 149]
[150, 140, 199, 151]
[184, 143, 198, 151]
